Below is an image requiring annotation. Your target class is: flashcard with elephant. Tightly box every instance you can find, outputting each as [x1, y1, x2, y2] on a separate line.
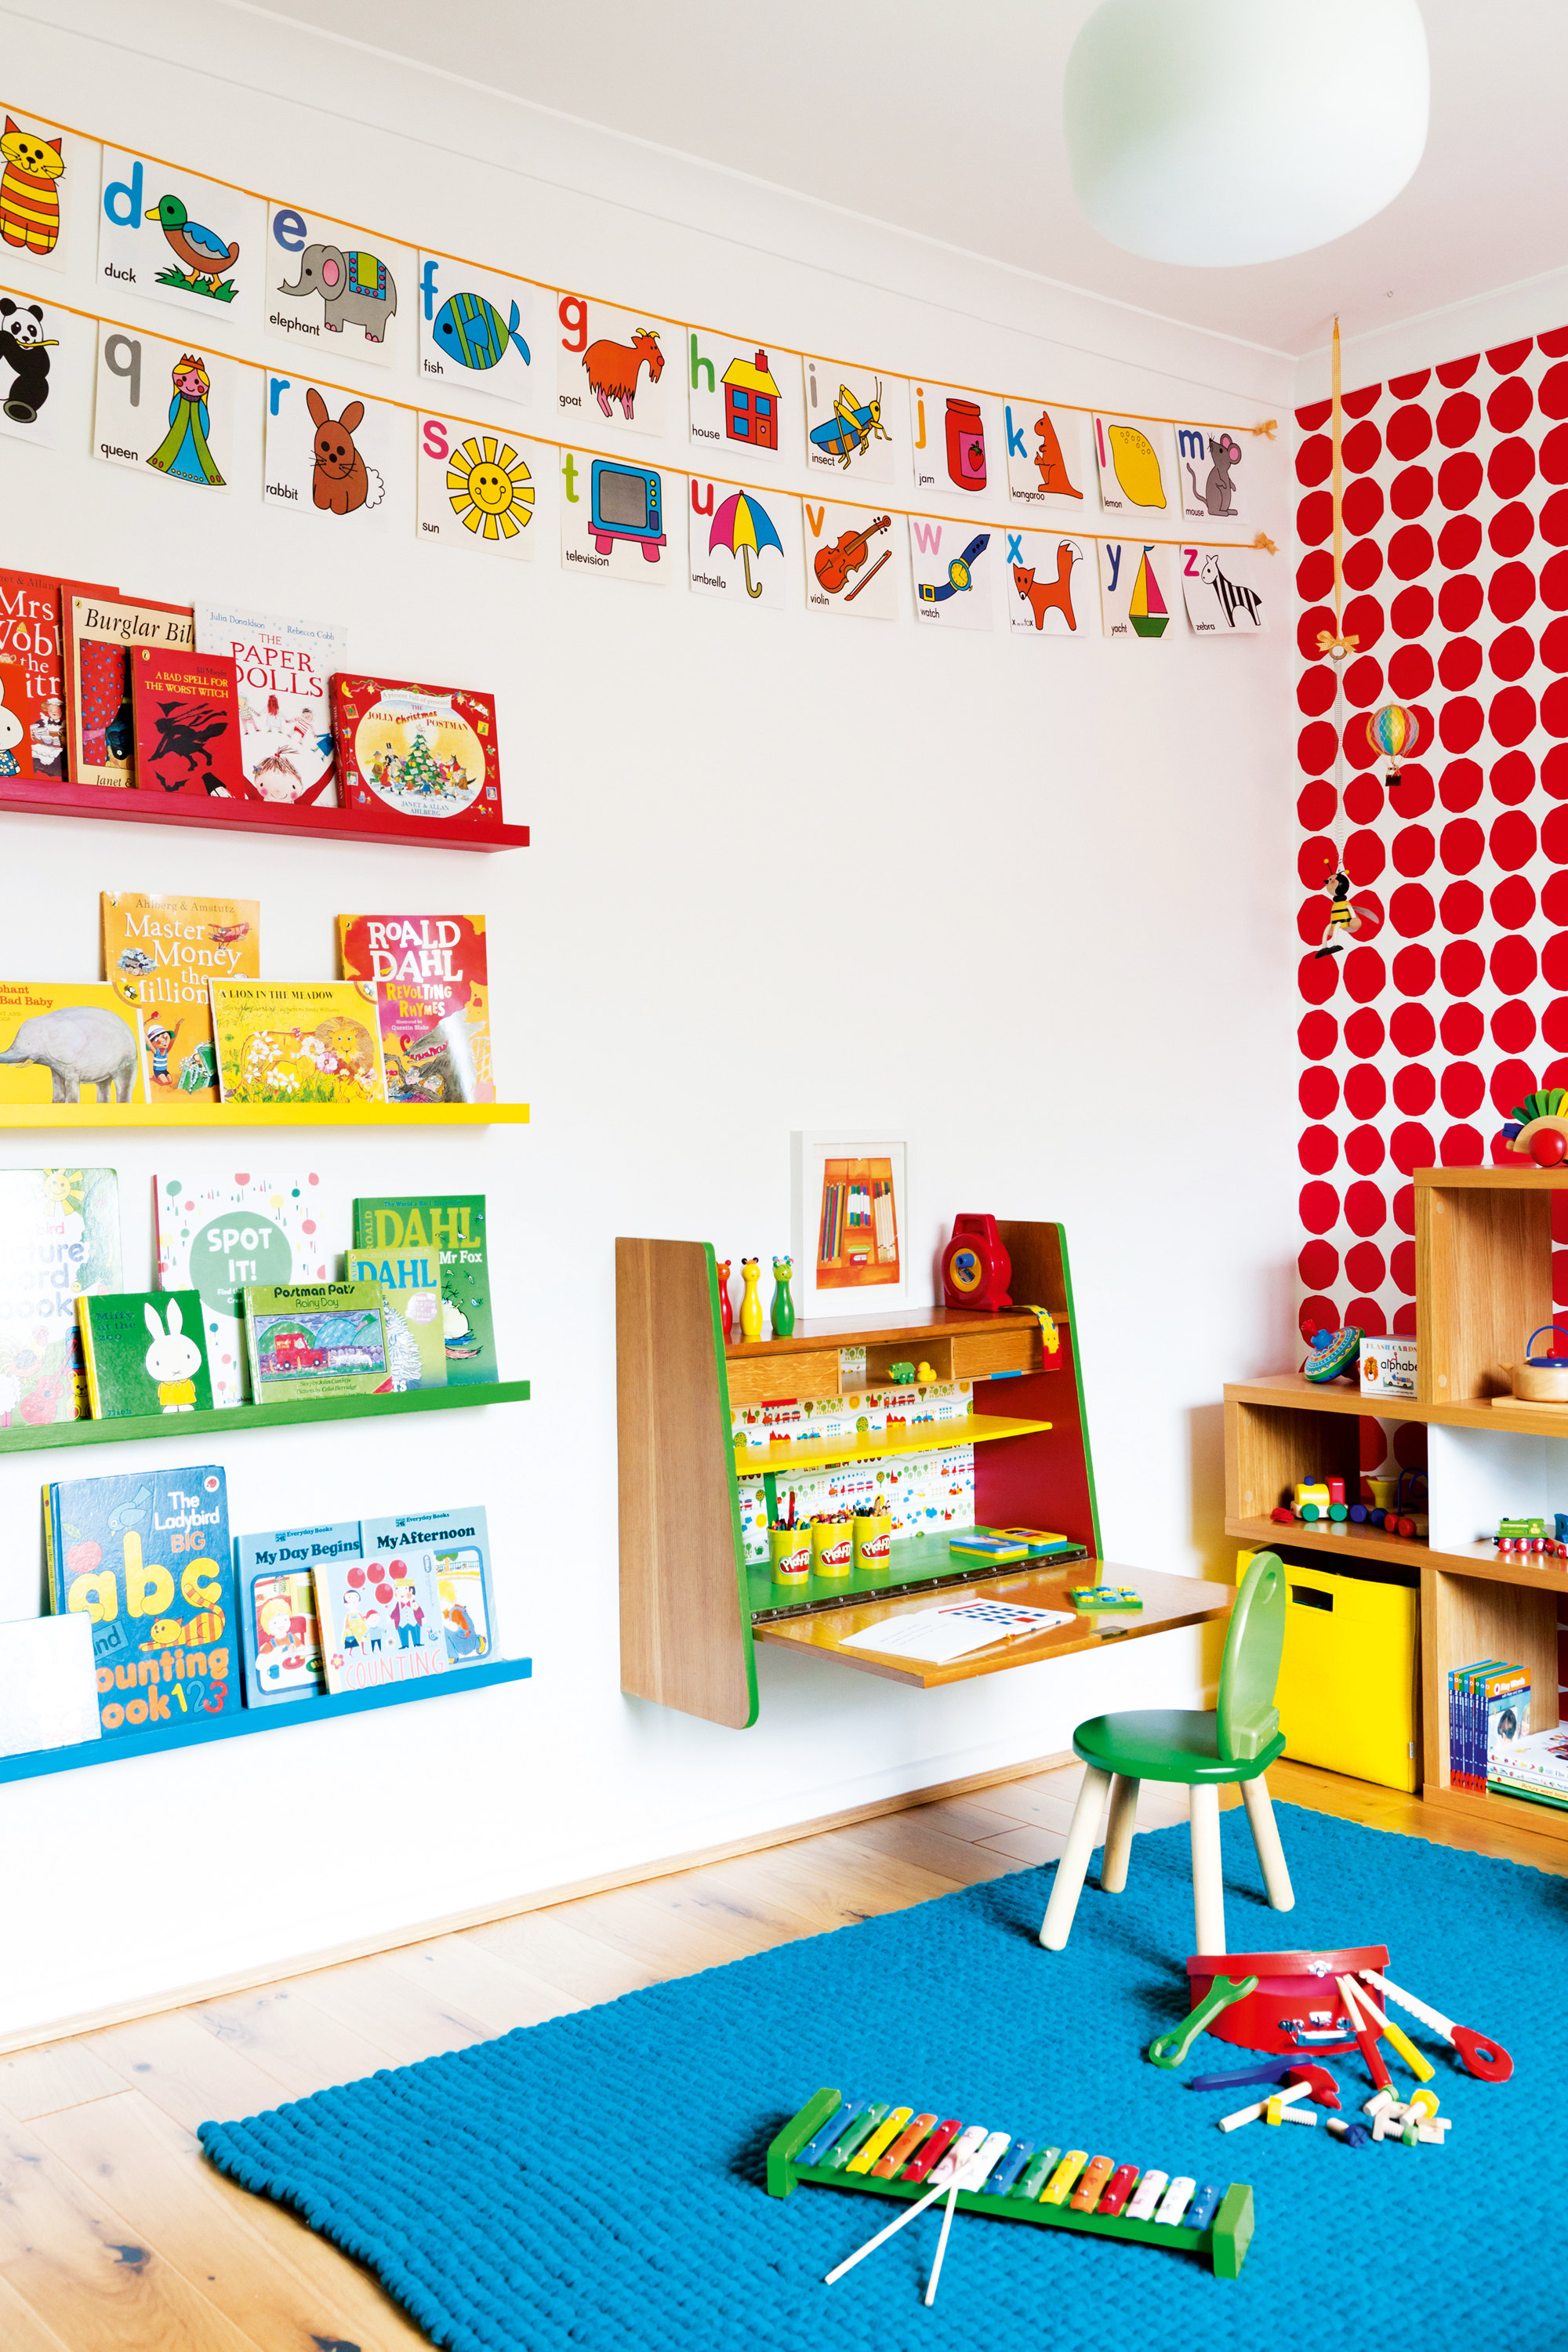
[267, 201, 412, 371]
[0, 983, 149, 1106]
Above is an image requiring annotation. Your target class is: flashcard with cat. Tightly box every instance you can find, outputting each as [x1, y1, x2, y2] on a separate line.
[803, 497, 899, 622]
[93, 321, 235, 492]
[98, 148, 262, 327]
[1176, 422, 1247, 524]
[909, 379, 1004, 501]
[1181, 543, 1270, 634]
[689, 476, 798, 611]
[266, 202, 413, 372]
[556, 293, 671, 438]
[688, 330, 796, 463]
[1004, 399, 1090, 514]
[560, 448, 673, 588]
[909, 517, 995, 631]
[0, 107, 77, 275]
[1098, 539, 1175, 644]
[263, 372, 404, 534]
[419, 252, 544, 412]
[1092, 412, 1176, 518]
[1005, 528, 1094, 639]
[0, 282, 81, 450]
[802, 355, 901, 485]
[418, 412, 539, 561]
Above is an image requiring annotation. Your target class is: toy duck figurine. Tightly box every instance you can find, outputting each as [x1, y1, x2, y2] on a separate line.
[716, 1258, 733, 1341]
[771, 1254, 795, 1339]
[739, 1256, 764, 1343]
[144, 193, 240, 293]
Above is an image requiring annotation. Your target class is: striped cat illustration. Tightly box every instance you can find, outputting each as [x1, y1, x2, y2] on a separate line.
[0, 118, 64, 257]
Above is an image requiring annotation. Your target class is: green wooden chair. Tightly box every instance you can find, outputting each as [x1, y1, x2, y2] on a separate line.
[1040, 1551, 1294, 1955]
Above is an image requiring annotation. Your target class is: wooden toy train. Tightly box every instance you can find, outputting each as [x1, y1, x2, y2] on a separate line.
[767, 2087, 1254, 2278]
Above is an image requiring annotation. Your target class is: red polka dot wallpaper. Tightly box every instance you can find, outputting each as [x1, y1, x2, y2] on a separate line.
[1295, 331, 1568, 1348]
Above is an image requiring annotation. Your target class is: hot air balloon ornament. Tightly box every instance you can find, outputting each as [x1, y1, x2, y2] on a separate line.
[1367, 702, 1421, 788]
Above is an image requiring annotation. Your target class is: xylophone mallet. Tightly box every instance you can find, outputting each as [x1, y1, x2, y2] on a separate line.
[824, 2154, 985, 2288]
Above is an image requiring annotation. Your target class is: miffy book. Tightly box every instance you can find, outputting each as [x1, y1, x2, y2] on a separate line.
[76, 1287, 213, 1419]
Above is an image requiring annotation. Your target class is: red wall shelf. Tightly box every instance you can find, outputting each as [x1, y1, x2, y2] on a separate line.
[0, 779, 529, 852]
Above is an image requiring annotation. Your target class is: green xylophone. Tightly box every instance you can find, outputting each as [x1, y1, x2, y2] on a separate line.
[767, 2088, 1254, 2278]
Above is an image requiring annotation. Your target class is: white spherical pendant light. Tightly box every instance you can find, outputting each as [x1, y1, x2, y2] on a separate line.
[1063, 0, 1429, 267]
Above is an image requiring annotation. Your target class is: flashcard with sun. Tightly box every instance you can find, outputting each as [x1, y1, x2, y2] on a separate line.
[416, 410, 539, 560]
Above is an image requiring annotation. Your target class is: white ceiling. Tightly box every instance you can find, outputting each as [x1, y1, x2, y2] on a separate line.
[245, 0, 1566, 361]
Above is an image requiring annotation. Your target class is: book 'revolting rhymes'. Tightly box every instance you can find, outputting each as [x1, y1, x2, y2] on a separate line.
[155, 1170, 333, 1407]
[315, 1534, 450, 1696]
[64, 591, 194, 789]
[77, 1287, 213, 1418]
[337, 913, 494, 1105]
[128, 646, 254, 797]
[0, 983, 147, 1107]
[0, 1167, 120, 1425]
[242, 1279, 391, 1403]
[45, 1462, 237, 1739]
[361, 1505, 495, 1666]
[328, 674, 502, 829]
[194, 601, 347, 802]
[0, 1613, 100, 1757]
[0, 569, 115, 779]
[352, 1195, 492, 1385]
[344, 1247, 445, 1390]
[102, 890, 260, 1106]
[210, 981, 387, 1105]
[234, 1519, 351, 1707]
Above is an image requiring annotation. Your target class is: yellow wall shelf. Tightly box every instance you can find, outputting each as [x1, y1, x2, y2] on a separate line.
[733, 1412, 1051, 1474]
[0, 1102, 530, 1128]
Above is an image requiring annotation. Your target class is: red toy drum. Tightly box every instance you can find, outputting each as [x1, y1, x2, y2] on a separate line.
[1186, 1945, 1391, 2052]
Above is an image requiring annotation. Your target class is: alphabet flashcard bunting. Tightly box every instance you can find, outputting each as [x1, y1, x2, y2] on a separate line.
[263, 372, 403, 532]
[909, 379, 1002, 501]
[418, 412, 539, 561]
[93, 321, 234, 492]
[0, 107, 75, 274]
[802, 355, 899, 485]
[688, 330, 794, 462]
[1004, 398, 1088, 514]
[1099, 538, 1174, 642]
[1180, 543, 1269, 633]
[688, 476, 797, 610]
[1177, 420, 1247, 523]
[908, 517, 994, 631]
[804, 497, 898, 621]
[1093, 412, 1175, 517]
[1006, 528, 1094, 638]
[419, 252, 543, 410]
[0, 283, 78, 450]
[560, 448, 672, 586]
[557, 293, 670, 438]
[267, 201, 412, 372]
[98, 148, 262, 326]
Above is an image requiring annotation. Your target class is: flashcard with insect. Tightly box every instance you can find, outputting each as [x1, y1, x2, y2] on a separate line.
[1003, 399, 1090, 514]
[1181, 543, 1270, 634]
[1099, 539, 1174, 642]
[802, 355, 899, 485]
[1176, 421, 1248, 524]
[417, 412, 539, 561]
[263, 372, 404, 534]
[803, 497, 898, 621]
[908, 517, 995, 632]
[1004, 528, 1094, 639]
[689, 476, 798, 611]
[419, 252, 543, 411]
[556, 293, 671, 438]
[0, 107, 78, 275]
[0, 283, 82, 451]
[909, 380, 1004, 503]
[688, 329, 797, 463]
[98, 148, 262, 326]
[560, 448, 673, 588]
[1092, 412, 1175, 517]
[266, 202, 414, 372]
[93, 321, 235, 492]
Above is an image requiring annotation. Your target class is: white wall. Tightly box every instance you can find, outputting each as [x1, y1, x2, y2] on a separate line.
[0, 0, 1301, 2038]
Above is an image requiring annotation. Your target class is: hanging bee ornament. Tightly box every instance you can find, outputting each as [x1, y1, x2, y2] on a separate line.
[1313, 869, 1381, 960]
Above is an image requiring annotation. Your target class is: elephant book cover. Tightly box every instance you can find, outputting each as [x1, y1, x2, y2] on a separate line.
[44, 1462, 238, 1740]
[314, 1527, 449, 1698]
[128, 647, 255, 800]
[0, 984, 147, 1106]
[102, 891, 260, 1108]
[63, 591, 194, 791]
[328, 674, 503, 829]
[351, 1194, 493, 1386]
[0, 1167, 121, 1425]
[209, 980, 387, 1105]
[0, 569, 116, 781]
[361, 1504, 495, 1670]
[194, 601, 347, 803]
[336, 915, 494, 1104]
[154, 1171, 336, 1410]
[241, 1279, 392, 1404]
[77, 1287, 214, 1419]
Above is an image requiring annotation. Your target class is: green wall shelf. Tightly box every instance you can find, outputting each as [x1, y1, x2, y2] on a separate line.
[0, 1379, 531, 1457]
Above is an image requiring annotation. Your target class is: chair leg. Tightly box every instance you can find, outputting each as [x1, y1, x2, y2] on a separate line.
[1240, 1773, 1294, 1911]
[1100, 1773, 1140, 1893]
[1040, 1766, 1111, 1951]
[1189, 1784, 1225, 1955]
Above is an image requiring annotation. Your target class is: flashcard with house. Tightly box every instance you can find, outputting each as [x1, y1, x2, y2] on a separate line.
[688, 330, 795, 461]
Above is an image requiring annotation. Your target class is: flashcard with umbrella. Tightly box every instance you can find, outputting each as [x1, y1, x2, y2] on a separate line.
[688, 477, 797, 609]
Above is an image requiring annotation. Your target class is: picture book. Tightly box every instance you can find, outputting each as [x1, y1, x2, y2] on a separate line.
[316, 1530, 450, 1696]
[194, 601, 347, 803]
[351, 1196, 493, 1385]
[0, 1613, 101, 1757]
[242, 1279, 391, 1403]
[360, 1505, 495, 1666]
[210, 981, 387, 1106]
[128, 647, 254, 798]
[234, 1519, 355, 1707]
[64, 591, 194, 789]
[0, 569, 115, 780]
[155, 1171, 334, 1407]
[344, 1247, 446, 1390]
[102, 891, 260, 1107]
[0, 656, 27, 779]
[337, 915, 494, 1104]
[77, 1287, 212, 1418]
[329, 674, 502, 829]
[0, 984, 147, 1107]
[0, 1167, 120, 1424]
[46, 1463, 237, 1739]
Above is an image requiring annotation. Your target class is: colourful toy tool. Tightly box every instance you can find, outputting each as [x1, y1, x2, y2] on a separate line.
[1148, 1973, 1260, 2069]
[1069, 1585, 1142, 1610]
[1361, 1969, 1513, 2082]
[1336, 1976, 1392, 2093]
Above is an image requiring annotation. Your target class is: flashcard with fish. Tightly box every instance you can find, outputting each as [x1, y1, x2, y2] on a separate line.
[560, 447, 673, 588]
[802, 355, 899, 485]
[1176, 421, 1247, 524]
[93, 321, 234, 492]
[688, 476, 797, 610]
[418, 252, 542, 409]
[557, 292, 670, 438]
[98, 148, 261, 325]
[1092, 412, 1174, 517]
[803, 497, 898, 622]
[266, 201, 412, 371]
[1099, 539, 1174, 643]
[909, 380, 1003, 502]
[1005, 528, 1094, 639]
[0, 281, 82, 450]
[688, 329, 796, 463]
[1181, 543, 1269, 634]
[0, 107, 77, 274]
[909, 517, 995, 631]
[1004, 399, 1089, 514]
[417, 412, 539, 561]
[263, 372, 404, 534]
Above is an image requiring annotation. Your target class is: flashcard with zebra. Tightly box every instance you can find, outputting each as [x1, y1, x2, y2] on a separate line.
[1181, 543, 1270, 634]
[1006, 528, 1093, 638]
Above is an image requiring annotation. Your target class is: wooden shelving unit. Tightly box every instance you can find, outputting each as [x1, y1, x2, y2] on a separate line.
[0, 1102, 529, 1128]
[0, 1379, 529, 1458]
[0, 776, 529, 852]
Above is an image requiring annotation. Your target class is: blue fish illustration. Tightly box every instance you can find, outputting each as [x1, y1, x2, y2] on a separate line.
[432, 292, 530, 373]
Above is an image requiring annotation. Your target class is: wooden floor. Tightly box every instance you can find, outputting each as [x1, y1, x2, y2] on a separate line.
[2, 1756, 1561, 2349]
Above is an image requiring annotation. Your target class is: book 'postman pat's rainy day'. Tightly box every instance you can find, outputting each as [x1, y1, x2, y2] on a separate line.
[45, 1464, 238, 1740]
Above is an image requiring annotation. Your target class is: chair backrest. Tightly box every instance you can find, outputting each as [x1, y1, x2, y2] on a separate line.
[1216, 1551, 1287, 1763]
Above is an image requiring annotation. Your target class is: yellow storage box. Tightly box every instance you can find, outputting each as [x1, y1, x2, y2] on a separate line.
[1237, 1551, 1418, 1793]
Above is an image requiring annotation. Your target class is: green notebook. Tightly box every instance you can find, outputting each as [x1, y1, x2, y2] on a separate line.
[77, 1288, 214, 1417]
[241, 1281, 393, 1404]
[351, 1196, 493, 1386]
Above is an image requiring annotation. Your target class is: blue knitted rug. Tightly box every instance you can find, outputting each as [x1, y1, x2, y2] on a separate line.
[199, 1806, 1566, 2352]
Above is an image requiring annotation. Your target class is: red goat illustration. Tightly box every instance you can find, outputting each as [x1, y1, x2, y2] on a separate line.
[583, 327, 664, 421]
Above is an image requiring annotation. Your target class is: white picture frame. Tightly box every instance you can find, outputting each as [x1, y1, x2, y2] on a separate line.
[790, 1132, 909, 1320]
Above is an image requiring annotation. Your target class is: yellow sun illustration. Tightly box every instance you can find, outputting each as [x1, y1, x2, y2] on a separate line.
[445, 434, 534, 542]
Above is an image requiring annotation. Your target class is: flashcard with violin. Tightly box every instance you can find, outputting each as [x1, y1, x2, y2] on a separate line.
[803, 497, 898, 621]
[801, 355, 900, 485]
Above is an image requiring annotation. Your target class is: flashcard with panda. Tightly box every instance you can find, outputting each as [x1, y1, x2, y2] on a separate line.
[93, 320, 235, 492]
[909, 379, 1005, 501]
[417, 411, 539, 561]
[0, 107, 78, 274]
[1004, 398, 1090, 514]
[1176, 422, 1248, 524]
[1180, 543, 1270, 634]
[1004, 528, 1094, 639]
[263, 372, 405, 534]
[908, 517, 995, 631]
[0, 284, 79, 448]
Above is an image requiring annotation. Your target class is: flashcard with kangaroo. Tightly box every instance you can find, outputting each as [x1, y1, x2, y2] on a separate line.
[1005, 528, 1094, 638]
[267, 201, 414, 372]
[1004, 400, 1088, 514]
[93, 320, 234, 492]
[263, 372, 401, 533]
[1176, 421, 1247, 523]
[556, 293, 670, 437]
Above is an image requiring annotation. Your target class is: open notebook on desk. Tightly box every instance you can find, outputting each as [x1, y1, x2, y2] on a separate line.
[838, 1599, 1075, 1666]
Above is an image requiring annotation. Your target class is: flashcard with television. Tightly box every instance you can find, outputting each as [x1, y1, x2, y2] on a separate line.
[560, 448, 673, 587]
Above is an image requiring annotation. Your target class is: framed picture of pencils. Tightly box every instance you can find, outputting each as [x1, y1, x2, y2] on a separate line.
[791, 1134, 909, 1316]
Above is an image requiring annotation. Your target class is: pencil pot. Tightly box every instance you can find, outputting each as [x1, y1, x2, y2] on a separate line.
[769, 1529, 811, 1586]
[811, 1520, 854, 1580]
[853, 1514, 892, 1574]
